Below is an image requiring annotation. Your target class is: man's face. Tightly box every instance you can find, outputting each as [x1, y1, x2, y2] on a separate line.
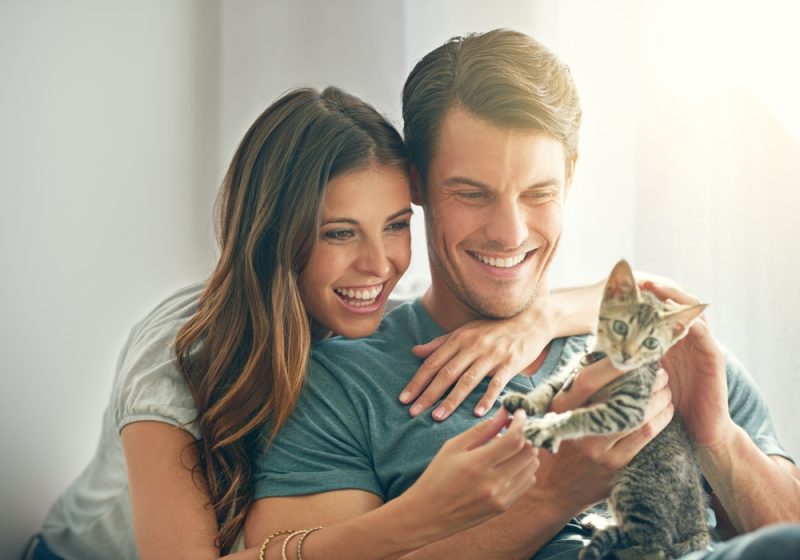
[419, 107, 569, 327]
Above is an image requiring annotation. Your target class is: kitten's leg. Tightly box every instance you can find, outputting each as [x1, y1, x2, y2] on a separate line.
[579, 526, 635, 560]
[522, 375, 651, 452]
[501, 365, 572, 416]
[668, 532, 710, 557]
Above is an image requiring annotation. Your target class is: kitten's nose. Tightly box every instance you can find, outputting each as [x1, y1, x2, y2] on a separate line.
[621, 351, 631, 363]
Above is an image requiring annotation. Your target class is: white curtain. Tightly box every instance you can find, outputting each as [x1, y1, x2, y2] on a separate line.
[523, 0, 800, 458]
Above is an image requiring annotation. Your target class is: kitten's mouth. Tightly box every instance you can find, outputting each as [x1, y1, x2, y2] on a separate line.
[468, 250, 533, 269]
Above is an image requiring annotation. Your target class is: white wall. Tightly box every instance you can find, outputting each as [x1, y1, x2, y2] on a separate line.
[0, 1, 220, 556]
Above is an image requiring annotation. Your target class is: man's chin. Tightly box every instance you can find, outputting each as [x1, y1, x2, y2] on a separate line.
[466, 294, 532, 320]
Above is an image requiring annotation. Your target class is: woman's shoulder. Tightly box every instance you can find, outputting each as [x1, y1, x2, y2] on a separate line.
[112, 282, 206, 438]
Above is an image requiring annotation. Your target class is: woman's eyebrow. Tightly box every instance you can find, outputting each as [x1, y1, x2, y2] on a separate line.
[385, 207, 413, 221]
[321, 207, 412, 227]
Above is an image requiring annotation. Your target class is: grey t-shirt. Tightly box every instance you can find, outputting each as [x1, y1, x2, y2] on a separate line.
[253, 298, 791, 526]
[41, 284, 203, 560]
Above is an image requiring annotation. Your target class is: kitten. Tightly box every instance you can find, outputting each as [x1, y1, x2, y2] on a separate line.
[503, 260, 710, 560]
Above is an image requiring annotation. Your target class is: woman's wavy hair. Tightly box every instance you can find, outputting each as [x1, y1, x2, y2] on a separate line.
[174, 86, 407, 552]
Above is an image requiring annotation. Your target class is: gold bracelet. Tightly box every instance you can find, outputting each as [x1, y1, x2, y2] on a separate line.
[281, 530, 307, 560]
[259, 529, 295, 560]
[295, 527, 323, 560]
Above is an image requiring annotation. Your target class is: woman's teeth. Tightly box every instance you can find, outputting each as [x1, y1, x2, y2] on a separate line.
[474, 253, 526, 268]
[334, 285, 383, 306]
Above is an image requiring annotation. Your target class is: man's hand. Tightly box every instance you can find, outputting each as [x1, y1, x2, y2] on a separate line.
[642, 281, 735, 450]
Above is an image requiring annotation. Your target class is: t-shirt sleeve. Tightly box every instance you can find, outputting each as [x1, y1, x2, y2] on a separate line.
[253, 354, 383, 500]
[112, 317, 200, 439]
[725, 346, 793, 463]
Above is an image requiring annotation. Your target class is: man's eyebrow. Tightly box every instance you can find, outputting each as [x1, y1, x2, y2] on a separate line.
[443, 176, 491, 189]
[443, 176, 563, 189]
[320, 207, 413, 227]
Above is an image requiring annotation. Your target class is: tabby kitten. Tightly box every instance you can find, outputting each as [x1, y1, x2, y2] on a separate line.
[503, 260, 710, 560]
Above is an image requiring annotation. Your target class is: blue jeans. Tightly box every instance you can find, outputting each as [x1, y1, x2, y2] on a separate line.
[533, 523, 800, 560]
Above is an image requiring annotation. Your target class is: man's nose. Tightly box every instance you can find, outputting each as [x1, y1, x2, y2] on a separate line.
[485, 200, 528, 250]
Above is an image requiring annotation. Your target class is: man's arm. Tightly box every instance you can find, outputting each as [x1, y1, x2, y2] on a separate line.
[645, 281, 800, 533]
[699, 425, 800, 534]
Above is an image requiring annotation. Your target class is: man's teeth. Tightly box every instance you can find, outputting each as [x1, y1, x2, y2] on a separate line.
[475, 253, 526, 268]
[334, 285, 383, 302]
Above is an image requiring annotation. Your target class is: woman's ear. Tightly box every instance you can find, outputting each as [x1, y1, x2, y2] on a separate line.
[410, 166, 424, 205]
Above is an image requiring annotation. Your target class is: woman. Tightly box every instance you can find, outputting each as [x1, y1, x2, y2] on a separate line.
[28, 87, 597, 560]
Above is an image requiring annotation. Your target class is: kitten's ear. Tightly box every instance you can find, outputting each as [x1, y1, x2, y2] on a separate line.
[603, 259, 639, 302]
[663, 303, 708, 341]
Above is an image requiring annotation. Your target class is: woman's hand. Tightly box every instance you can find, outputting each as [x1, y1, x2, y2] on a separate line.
[400, 282, 603, 421]
[401, 409, 539, 540]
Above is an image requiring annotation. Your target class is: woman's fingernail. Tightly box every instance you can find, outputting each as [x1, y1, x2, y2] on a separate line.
[433, 406, 447, 420]
[474, 405, 486, 417]
[399, 390, 411, 403]
[409, 403, 422, 416]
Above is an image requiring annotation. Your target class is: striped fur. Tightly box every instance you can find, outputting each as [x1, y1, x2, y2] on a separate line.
[502, 260, 709, 559]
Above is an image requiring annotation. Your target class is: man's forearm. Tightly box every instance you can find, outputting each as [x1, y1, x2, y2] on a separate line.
[699, 422, 800, 533]
[399, 488, 579, 560]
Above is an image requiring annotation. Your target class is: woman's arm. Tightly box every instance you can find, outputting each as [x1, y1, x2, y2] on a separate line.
[122, 421, 265, 560]
[400, 280, 604, 420]
[244, 410, 539, 559]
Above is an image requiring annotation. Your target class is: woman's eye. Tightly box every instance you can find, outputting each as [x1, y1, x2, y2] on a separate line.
[386, 220, 410, 233]
[612, 320, 628, 336]
[323, 229, 355, 241]
[643, 337, 659, 350]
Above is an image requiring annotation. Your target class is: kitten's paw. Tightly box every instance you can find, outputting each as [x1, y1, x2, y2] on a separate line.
[580, 513, 611, 533]
[502, 392, 538, 415]
[524, 421, 562, 453]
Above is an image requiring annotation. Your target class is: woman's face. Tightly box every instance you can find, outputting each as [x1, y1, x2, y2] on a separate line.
[299, 164, 412, 339]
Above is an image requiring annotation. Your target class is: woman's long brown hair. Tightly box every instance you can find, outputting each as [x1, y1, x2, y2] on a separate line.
[173, 87, 407, 552]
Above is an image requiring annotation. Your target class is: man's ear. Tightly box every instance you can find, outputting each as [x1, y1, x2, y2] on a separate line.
[564, 151, 579, 198]
[410, 165, 424, 205]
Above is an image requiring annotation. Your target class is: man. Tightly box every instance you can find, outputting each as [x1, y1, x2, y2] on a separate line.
[245, 29, 800, 558]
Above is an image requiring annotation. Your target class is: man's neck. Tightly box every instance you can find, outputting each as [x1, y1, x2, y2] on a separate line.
[420, 280, 479, 333]
[420, 273, 554, 376]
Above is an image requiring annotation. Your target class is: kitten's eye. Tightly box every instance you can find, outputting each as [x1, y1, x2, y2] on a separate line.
[642, 337, 659, 350]
[612, 320, 628, 336]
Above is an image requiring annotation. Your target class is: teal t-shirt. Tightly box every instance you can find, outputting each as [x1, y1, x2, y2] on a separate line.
[253, 298, 791, 504]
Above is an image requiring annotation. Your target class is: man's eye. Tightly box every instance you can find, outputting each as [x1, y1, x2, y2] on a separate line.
[323, 230, 355, 241]
[526, 190, 558, 201]
[458, 191, 487, 200]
